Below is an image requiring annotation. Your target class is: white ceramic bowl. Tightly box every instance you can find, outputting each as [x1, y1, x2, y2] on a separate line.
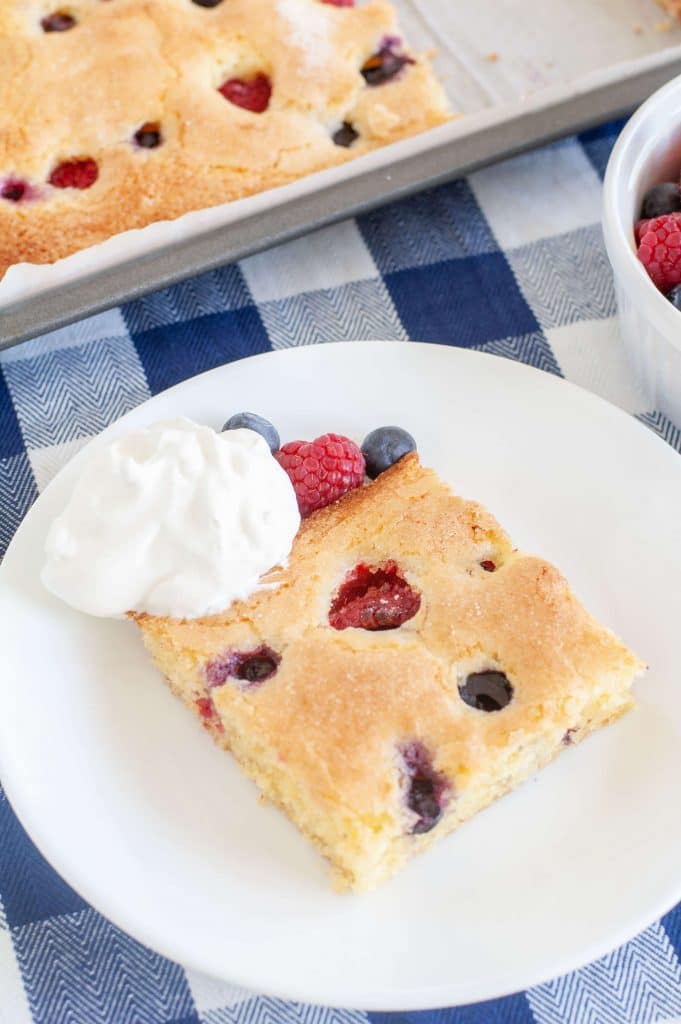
[603, 75, 681, 425]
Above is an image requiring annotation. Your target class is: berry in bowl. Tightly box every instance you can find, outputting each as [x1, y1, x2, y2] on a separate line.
[603, 75, 681, 426]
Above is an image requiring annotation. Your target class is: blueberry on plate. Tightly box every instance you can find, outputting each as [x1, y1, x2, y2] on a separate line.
[668, 284, 681, 311]
[361, 426, 416, 479]
[222, 412, 280, 452]
[640, 182, 681, 219]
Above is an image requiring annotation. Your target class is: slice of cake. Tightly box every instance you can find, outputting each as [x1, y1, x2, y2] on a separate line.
[658, 0, 681, 19]
[0, 0, 451, 278]
[133, 453, 643, 891]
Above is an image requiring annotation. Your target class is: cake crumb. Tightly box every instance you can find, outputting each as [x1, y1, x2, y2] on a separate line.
[485, 51, 499, 62]
[632, 22, 644, 34]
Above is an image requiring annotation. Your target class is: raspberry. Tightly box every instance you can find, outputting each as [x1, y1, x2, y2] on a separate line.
[195, 695, 224, 733]
[274, 433, 365, 517]
[219, 74, 272, 113]
[636, 212, 681, 292]
[49, 158, 98, 190]
[328, 562, 421, 631]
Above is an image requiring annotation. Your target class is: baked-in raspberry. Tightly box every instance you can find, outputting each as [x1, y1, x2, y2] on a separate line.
[219, 74, 272, 113]
[636, 212, 681, 292]
[206, 645, 281, 689]
[195, 695, 224, 733]
[329, 561, 421, 631]
[49, 158, 99, 190]
[274, 433, 365, 517]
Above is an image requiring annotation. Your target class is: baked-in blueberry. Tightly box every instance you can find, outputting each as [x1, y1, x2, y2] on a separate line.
[400, 741, 450, 834]
[333, 122, 359, 148]
[206, 645, 281, 690]
[2, 180, 28, 202]
[640, 182, 681, 219]
[361, 426, 416, 479]
[235, 650, 280, 684]
[41, 11, 76, 31]
[361, 38, 414, 86]
[222, 412, 280, 452]
[134, 123, 162, 149]
[459, 670, 513, 712]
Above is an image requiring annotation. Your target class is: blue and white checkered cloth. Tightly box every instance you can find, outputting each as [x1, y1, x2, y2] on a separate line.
[1, 119, 681, 1024]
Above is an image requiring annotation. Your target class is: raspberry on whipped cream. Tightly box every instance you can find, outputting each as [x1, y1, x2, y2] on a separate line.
[41, 418, 300, 619]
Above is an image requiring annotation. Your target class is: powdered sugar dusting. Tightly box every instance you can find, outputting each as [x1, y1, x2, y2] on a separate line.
[277, 0, 332, 69]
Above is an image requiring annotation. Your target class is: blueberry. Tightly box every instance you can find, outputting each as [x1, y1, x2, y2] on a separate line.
[222, 412, 280, 452]
[640, 182, 681, 219]
[41, 11, 77, 31]
[206, 645, 281, 690]
[407, 776, 442, 834]
[235, 650, 280, 684]
[668, 284, 681, 310]
[361, 426, 416, 479]
[332, 122, 359, 148]
[134, 123, 162, 149]
[400, 741, 449, 835]
[361, 40, 414, 86]
[459, 670, 513, 712]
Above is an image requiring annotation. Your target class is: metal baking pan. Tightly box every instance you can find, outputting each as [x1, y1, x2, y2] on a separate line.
[2, 0, 681, 348]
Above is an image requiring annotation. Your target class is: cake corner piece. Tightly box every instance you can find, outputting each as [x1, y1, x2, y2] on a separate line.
[133, 453, 644, 891]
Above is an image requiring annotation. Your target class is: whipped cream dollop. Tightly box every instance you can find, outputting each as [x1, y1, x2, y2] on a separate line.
[42, 418, 300, 619]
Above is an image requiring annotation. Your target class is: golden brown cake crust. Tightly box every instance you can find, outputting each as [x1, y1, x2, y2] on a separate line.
[0, 0, 452, 278]
[134, 454, 643, 888]
[658, 0, 681, 18]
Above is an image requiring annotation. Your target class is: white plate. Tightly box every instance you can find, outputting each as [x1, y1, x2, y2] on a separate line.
[1, 342, 680, 1010]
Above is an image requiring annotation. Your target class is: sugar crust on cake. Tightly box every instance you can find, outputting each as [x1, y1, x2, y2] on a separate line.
[133, 454, 644, 891]
[0, 0, 452, 278]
